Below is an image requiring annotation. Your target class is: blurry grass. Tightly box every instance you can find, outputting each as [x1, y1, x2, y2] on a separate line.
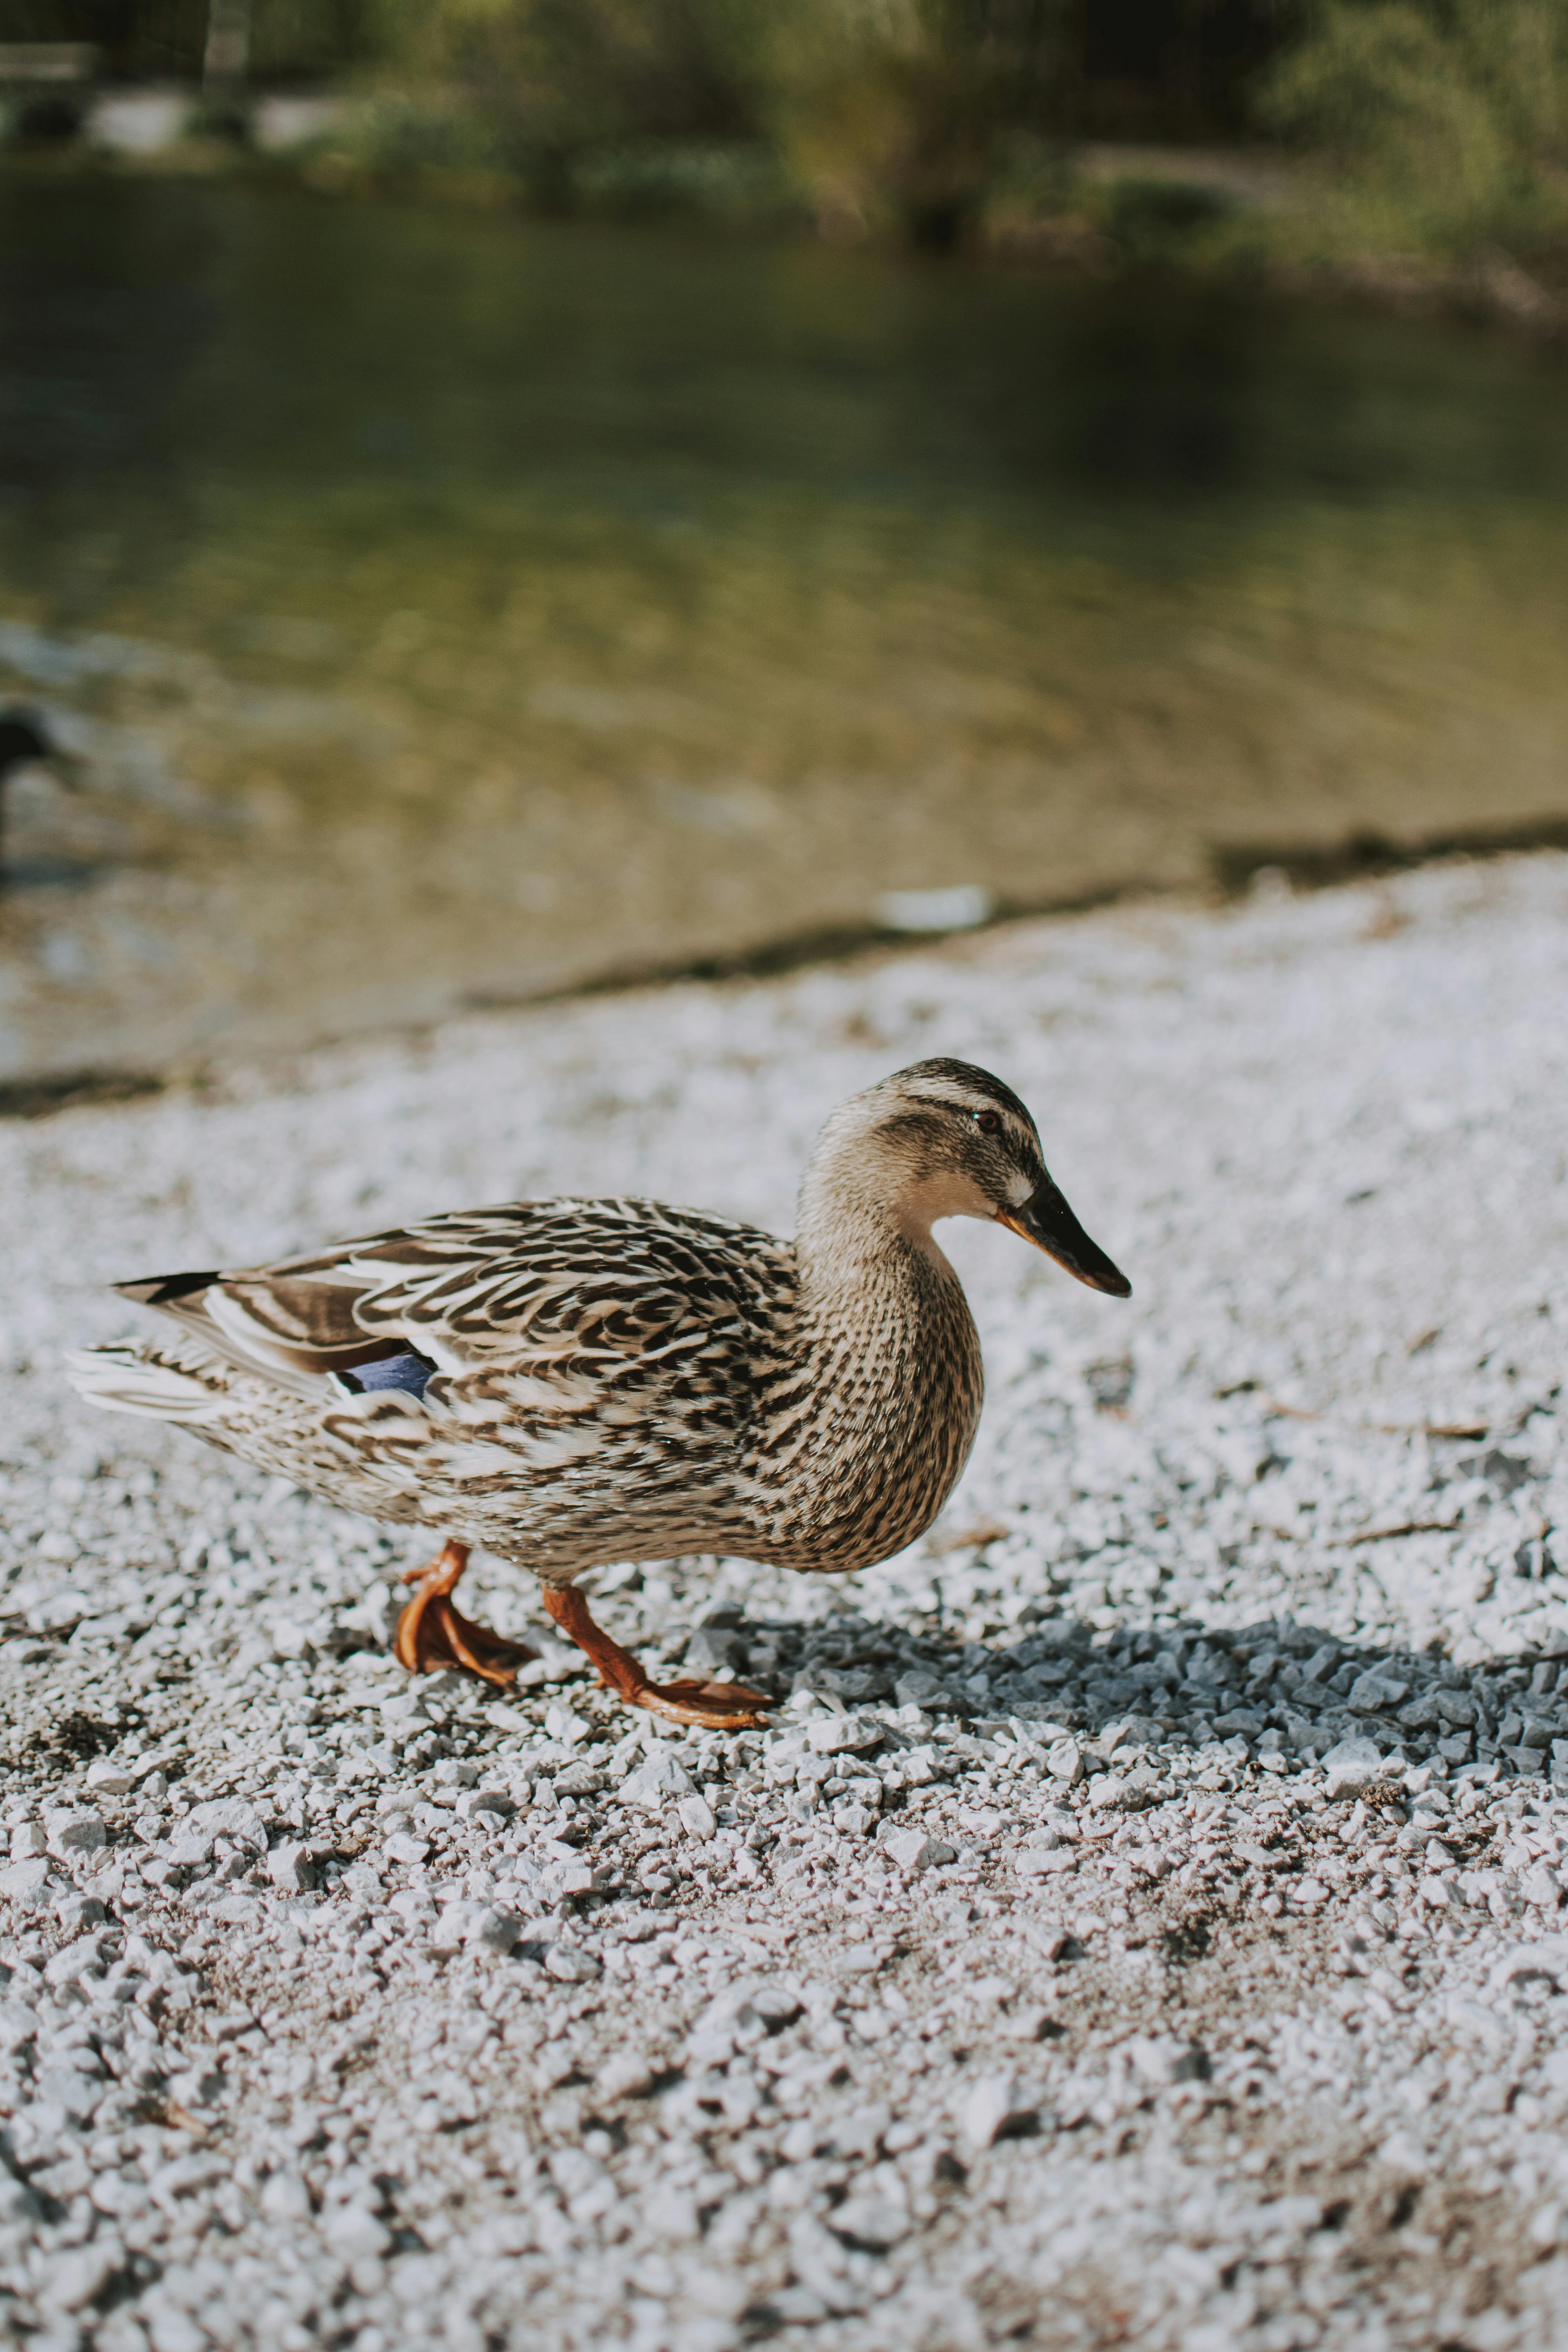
[1254, 0, 1568, 290]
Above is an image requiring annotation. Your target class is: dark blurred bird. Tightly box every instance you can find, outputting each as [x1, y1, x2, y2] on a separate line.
[67, 1059, 1131, 1730]
[0, 706, 83, 874]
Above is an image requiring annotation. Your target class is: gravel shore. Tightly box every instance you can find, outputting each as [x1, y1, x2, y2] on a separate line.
[1, 850, 1566, 2352]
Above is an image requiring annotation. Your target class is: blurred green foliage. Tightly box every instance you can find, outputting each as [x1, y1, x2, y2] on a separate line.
[5, 0, 1566, 275]
[1259, 0, 1568, 255]
[348, 0, 1073, 243]
[309, 0, 1568, 268]
[762, 0, 1074, 245]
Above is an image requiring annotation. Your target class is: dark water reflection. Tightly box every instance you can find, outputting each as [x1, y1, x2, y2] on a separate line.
[1, 178, 1565, 1080]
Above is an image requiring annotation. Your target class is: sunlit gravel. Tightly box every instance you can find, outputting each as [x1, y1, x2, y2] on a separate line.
[1, 851, 1566, 2351]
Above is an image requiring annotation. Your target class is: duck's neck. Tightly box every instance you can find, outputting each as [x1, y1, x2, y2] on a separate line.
[794, 1144, 969, 1304]
[795, 1182, 951, 1309]
[758, 1160, 984, 1571]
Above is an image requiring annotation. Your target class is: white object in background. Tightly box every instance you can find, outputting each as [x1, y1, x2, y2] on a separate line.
[876, 884, 995, 934]
[86, 90, 188, 154]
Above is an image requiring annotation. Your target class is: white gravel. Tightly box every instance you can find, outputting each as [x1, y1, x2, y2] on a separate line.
[1, 850, 1566, 2352]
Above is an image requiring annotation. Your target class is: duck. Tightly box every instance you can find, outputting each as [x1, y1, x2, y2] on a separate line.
[0, 705, 83, 871]
[65, 1058, 1129, 1730]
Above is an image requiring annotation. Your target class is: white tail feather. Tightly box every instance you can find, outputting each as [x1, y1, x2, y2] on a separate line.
[64, 1345, 232, 1423]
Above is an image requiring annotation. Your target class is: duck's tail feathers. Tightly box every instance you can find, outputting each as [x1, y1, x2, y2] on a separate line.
[64, 1343, 232, 1424]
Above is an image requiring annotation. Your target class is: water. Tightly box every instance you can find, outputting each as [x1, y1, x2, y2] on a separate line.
[2, 176, 1565, 1085]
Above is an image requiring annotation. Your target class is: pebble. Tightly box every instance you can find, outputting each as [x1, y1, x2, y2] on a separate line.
[677, 1793, 717, 1840]
[960, 2071, 1034, 2149]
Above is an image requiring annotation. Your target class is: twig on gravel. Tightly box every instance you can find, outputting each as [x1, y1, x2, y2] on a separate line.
[1346, 1520, 1463, 1546]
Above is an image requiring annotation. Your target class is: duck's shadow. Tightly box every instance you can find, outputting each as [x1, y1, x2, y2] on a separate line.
[679, 1602, 1565, 1786]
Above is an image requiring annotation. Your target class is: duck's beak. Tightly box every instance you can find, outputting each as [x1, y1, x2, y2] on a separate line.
[997, 1176, 1131, 1298]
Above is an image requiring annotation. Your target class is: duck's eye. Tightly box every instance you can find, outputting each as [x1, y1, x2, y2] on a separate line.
[973, 1111, 1000, 1135]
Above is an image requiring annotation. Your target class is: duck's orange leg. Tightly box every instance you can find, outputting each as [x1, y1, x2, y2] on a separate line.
[543, 1584, 772, 1731]
[394, 1539, 537, 1689]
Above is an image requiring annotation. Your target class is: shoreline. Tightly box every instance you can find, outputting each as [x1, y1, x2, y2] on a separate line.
[6, 138, 1567, 346]
[5, 804, 1568, 1126]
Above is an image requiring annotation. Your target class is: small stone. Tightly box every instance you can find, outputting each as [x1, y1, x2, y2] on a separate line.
[429, 1901, 479, 1953]
[1087, 1765, 1160, 1813]
[960, 2071, 1034, 2149]
[770, 2287, 831, 2324]
[1016, 1840, 1076, 1877]
[1323, 1737, 1388, 1799]
[1348, 1671, 1411, 1713]
[268, 1841, 318, 1893]
[686, 1627, 747, 1675]
[38, 2243, 120, 2312]
[804, 1713, 883, 1756]
[1045, 1739, 1084, 1786]
[0, 2001, 37, 2054]
[455, 1789, 514, 1821]
[0, 1858, 52, 1902]
[45, 1933, 108, 1985]
[1490, 1940, 1568, 1994]
[260, 2168, 313, 2220]
[834, 1942, 882, 1976]
[44, 1808, 107, 1856]
[1379, 2130, 1428, 2178]
[545, 1945, 603, 1983]
[142, 2305, 207, 2352]
[1124, 2036, 1209, 2085]
[1104, 1713, 1166, 1750]
[596, 2048, 656, 2099]
[0, 2171, 41, 2223]
[381, 1833, 430, 1867]
[677, 1794, 717, 1842]
[325, 2201, 391, 2259]
[621, 1753, 696, 1810]
[31, 2063, 105, 2121]
[828, 2104, 890, 2157]
[893, 1669, 951, 1710]
[829, 2193, 911, 2249]
[55, 1892, 106, 1935]
[432, 1902, 519, 1955]
[186, 1798, 267, 1850]
[85, 1760, 136, 1795]
[166, 1826, 217, 1867]
[881, 1828, 953, 1871]
[9, 1821, 47, 1859]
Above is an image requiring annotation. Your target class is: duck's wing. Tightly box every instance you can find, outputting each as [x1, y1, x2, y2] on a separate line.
[113, 1198, 791, 1417]
[112, 1255, 396, 1396]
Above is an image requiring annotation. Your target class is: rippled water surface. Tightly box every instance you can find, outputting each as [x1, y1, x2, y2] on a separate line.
[2, 176, 1566, 1081]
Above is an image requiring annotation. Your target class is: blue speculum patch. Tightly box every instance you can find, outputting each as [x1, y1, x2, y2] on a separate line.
[340, 1352, 433, 1399]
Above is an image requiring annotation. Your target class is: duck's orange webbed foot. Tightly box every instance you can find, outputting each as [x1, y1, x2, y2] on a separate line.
[542, 1584, 772, 1731]
[393, 1539, 538, 1689]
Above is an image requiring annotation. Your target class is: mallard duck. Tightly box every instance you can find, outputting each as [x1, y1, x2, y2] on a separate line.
[66, 1058, 1129, 1729]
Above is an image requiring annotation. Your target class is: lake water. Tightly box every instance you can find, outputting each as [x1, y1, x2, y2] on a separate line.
[2, 175, 1566, 1086]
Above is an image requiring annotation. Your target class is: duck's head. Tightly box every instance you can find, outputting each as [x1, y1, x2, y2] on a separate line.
[0, 706, 83, 790]
[805, 1056, 1130, 1297]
